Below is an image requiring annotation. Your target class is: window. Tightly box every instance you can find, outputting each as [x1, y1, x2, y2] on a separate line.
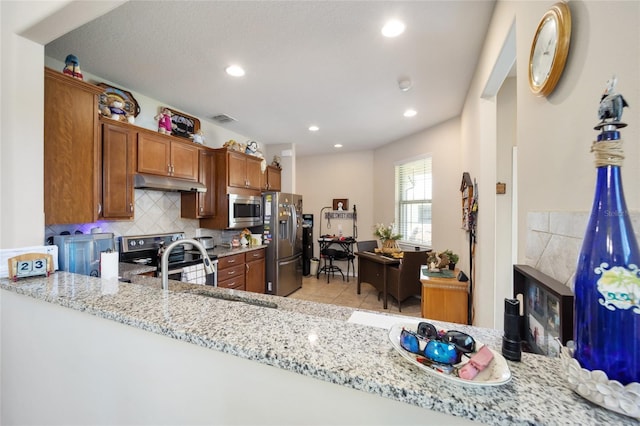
[395, 155, 432, 247]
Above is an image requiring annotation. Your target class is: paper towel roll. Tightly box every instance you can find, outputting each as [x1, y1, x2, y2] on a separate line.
[100, 250, 119, 280]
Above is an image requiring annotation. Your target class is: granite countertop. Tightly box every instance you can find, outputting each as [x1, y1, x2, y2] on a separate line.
[0, 271, 634, 425]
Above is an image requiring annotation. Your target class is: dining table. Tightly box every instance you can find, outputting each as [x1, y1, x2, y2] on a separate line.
[355, 250, 401, 309]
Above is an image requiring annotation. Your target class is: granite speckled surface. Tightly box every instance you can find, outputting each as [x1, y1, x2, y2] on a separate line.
[0, 271, 635, 425]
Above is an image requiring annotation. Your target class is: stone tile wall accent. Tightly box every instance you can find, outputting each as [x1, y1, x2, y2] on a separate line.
[525, 211, 640, 291]
[44, 190, 218, 248]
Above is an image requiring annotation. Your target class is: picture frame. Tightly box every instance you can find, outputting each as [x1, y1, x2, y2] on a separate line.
[332, 198, 348, 211]
[513, 264, 574, 357]
[163, 107, 201, 139]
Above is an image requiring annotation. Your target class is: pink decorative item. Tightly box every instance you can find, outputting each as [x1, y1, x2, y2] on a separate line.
[154, 108, 173, 134]
[458, 345, 494, 380]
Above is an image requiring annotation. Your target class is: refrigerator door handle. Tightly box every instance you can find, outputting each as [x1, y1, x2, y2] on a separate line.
[289, 204, 297, 246]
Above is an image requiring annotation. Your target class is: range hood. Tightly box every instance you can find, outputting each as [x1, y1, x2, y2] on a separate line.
[134, 174, 206, 193]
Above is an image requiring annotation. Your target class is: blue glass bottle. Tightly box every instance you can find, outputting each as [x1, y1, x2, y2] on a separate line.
[573, 128, 640, 385]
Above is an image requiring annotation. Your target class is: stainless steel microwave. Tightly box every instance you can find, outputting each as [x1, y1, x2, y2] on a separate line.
[228, 194, 262, 229]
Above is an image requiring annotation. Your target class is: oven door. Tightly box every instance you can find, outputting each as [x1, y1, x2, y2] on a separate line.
[228, 194, 262, 228]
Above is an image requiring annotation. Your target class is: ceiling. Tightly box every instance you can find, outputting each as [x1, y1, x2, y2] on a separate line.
[45, 1, 496, 157]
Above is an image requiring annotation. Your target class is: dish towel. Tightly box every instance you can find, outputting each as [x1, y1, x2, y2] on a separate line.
[182, 264, 206, 285]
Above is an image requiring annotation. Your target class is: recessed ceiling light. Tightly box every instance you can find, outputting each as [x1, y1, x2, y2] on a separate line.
[334, 144, 343, 148]
[382, 20, 405, 38]
[403, 109, 417, 118]
[225, 65, 245, 77]
[308, 125, 319, 132]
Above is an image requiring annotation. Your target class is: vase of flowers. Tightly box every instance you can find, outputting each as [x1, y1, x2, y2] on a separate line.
[374, 223, 402, 253]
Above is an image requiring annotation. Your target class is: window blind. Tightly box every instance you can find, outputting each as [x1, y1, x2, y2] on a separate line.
[395, 155, 432, 246]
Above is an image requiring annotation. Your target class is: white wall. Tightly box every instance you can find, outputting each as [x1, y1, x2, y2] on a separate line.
[495, 77, 517, 329]
[373, 118, 463, 257]
[297, 151, 374, 265]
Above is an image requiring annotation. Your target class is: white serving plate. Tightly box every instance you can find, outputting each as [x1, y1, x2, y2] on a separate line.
[388, 323, 512, 386]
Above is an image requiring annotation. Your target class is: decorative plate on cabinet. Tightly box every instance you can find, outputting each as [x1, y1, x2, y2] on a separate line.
[163, 107, 200, 139]
[97, 83, 140, 117]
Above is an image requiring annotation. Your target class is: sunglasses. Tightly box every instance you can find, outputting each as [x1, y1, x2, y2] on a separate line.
[399, 329, 461, 365]
[417, 322, 476, 354]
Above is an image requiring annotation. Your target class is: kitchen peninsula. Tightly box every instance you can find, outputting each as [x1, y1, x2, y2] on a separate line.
[0, 273, 634, 425]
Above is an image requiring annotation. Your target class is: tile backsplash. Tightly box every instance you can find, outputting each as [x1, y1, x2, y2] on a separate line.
[44, 189, 224, 249]
[525, 211, 640, 290]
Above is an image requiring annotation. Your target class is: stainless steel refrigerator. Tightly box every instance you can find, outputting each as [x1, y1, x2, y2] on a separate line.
[263, 192, 303, 296]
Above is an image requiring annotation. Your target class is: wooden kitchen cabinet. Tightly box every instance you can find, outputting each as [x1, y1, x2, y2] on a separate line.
[137, 131, 199, 181]
[245, 248, 266, 293]
[181, 147, 216, 218]
[217, 253, 246, 290]
[226, 150, 262, 192]
[262, 165, 281, 192]
[421, 271, 469, 324]
[101, 119, 136, 219]
[216, 249, 266, 293]
[199, 149, 262, 228]
[44, 68, 104, 225]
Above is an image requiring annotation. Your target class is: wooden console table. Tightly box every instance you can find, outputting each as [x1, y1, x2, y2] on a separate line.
[420, 268, 469, 324]
[355, 251, 400, 309]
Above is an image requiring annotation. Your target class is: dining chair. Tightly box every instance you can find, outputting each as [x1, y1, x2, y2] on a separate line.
[318, 248, 345, 282]
[386, 250, 430, 312]
[356, 240, 378, 253]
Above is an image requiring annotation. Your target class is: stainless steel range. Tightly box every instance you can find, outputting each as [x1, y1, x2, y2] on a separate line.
[119, 232, 217, 286]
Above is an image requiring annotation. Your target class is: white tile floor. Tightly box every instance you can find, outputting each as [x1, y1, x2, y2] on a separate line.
[288, 272, 423, 318]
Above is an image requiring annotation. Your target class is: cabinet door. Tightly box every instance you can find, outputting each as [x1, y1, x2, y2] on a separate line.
[245, 156, 263, 190]
[245, 249, 266, 293]
[227, 151, 247, 188]
[265, 166, 281, 191]
[182, 149, 215, 218]
[170, 141, 199, 181]
[102, 121, 135, 219]
[137, 132, 171, 176]
[199, 150, 216, 216]
[44, 68, 103, 225]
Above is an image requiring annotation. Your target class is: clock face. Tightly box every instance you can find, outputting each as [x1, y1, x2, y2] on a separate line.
[531, 16, 558, 86]
[528, 3, 572, 97]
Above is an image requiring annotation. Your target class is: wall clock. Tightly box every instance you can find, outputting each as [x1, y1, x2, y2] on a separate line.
[528, 2, 572, 97]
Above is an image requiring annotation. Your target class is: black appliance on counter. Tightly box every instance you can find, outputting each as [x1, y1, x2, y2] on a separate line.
[119, 232, 217, 285]
[302, 214, 314, 276]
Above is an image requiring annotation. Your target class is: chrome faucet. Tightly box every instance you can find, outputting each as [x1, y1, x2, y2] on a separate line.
[161, 238, 215, 291]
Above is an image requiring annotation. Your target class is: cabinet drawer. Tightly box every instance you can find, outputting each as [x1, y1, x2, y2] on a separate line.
[245, 248, 265, 261]
[218, 274, 245, 290]
[218, 253, 245, 269]
[218, 279, 244, 291]
[218, 263, 245, 281]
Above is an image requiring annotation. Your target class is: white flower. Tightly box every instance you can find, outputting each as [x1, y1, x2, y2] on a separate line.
[373, 223, 402, 241]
